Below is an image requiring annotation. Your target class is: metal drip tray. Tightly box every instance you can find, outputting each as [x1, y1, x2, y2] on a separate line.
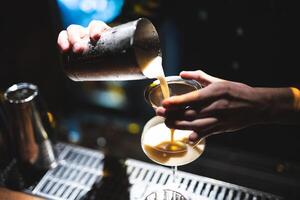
[32, 143, 104, 200]
[31, 143, 283, 200]
[127, 159, 282, 200]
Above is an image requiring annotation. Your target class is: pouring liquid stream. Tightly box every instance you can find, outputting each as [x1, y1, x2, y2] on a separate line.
[156, 75, 175, 144]
[141, 56, 205, 168]
[142, 56, 186, 153]
[143, 57, 186, 188]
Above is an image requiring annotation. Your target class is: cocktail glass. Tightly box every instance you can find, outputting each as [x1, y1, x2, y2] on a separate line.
[142, 76, 206, 199]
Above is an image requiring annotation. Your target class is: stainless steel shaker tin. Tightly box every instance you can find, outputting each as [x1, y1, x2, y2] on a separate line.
[64, 18, 161, 81]
[4, 83, 57, 170]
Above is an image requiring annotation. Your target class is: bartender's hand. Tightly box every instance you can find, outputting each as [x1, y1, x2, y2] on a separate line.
[57, 20, 110, 53]
[156, 70, 298, 140]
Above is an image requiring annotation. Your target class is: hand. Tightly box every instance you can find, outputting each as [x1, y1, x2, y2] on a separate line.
[57, 20, 110, 54]
[156, 70, 294, 140]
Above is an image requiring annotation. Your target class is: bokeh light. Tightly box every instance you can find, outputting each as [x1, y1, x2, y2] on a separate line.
[57, 0, 125, 27]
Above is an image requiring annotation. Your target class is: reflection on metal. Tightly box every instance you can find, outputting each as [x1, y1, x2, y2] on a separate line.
[32, 143, 104, 200]
[4, 83, 57, 170]
[127, 159, 283, 200]
[144, 189, 187, 200]
[64, 18, 161, 81]
[31, 143, 283, 200]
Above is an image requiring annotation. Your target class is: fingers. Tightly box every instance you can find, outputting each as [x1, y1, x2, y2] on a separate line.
[66, 25, 89, 53]
[162, 90, 201, 109]
[156, 107, 166, 116]
[188, 132, 200, 142]
[180, 70, 224, 86]
[57, 30, 70, 53]
[157, 107, 200, 121]
[88, 20, 110, 41]
[162, 85, 217, 110]
[165, 118, 220, 141]
[162, 82, 230, 110]
[58, 21, 109, 54]
[66, 25, 87, 44]
[165, 117, 218, 132]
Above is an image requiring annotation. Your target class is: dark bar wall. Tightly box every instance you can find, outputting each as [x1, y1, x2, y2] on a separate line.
[1, 0, 67, 111]
[157, 1, 300, 161]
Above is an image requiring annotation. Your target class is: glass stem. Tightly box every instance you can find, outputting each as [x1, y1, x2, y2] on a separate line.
[172, 166, 178, 186]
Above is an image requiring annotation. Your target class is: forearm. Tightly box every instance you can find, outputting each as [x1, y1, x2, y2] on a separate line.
[255, 87, 300, 125]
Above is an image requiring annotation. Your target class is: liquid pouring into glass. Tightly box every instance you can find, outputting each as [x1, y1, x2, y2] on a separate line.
[142, 56, 205, 199]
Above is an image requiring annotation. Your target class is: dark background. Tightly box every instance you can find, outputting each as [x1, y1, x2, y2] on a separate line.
[1, 0, 300, 198]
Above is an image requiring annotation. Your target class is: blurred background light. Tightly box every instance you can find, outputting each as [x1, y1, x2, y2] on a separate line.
[87, 82, 127, 109]
[57, 0, 125, 27]
[127, 122, 140, 135]
[68, 130, 81, 143]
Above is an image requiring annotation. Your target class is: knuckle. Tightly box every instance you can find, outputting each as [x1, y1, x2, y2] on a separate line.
[67, 24, 77, 31]
[185, 109, 197, 119]
[213, 82, 231, 97]
[58, 30, 64, 37]
[196, 70, 204, 78]
[215, 99, 230, 110]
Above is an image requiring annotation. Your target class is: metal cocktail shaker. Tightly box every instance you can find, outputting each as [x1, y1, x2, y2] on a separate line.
[63, 18, 161, 81]
[4, 83, 57, 171]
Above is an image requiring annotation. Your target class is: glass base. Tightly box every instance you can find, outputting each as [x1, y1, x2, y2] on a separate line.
[145, 188, 187, 200]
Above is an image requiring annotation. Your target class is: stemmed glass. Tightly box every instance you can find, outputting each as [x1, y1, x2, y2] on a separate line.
[142, 76, 206, 200]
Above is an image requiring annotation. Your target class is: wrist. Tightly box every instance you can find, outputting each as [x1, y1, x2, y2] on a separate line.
[255, 87, 296, 124]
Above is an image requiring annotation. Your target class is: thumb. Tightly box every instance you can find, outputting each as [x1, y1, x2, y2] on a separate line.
[180, 70, 224, 86]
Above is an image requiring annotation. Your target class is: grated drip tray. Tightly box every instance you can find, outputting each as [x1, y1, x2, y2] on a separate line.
[127, 159, 282, 200]
[31, 143, 283, 200]
[32, 143, 104, 200]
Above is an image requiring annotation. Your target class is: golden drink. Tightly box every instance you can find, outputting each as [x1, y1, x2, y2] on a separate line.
[141, 56, 205, 167]
[142, 120, 205, 166]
